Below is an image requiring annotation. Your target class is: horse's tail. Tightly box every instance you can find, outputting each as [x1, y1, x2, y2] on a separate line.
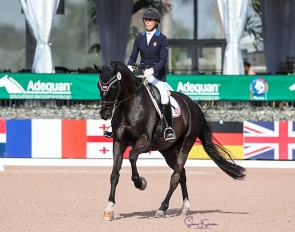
[198, 112, 246, 180]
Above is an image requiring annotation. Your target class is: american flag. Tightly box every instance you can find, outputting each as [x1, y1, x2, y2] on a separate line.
[244, 121, 295, 160]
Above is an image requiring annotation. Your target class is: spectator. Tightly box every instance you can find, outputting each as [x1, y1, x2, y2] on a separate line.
[244, 61, 256, 75]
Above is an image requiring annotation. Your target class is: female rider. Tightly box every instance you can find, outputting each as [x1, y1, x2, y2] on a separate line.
[127, 8, 175, 142]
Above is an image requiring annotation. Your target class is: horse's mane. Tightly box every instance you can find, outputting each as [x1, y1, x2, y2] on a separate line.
[101, 60, 138, 85]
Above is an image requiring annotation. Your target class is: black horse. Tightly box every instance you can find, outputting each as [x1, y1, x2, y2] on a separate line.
[94, 60, 246, 221]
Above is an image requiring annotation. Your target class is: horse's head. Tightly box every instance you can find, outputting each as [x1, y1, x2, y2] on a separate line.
[94, 61, 123, 120]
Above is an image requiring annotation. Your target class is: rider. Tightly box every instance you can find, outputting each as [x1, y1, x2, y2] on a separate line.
[127, 8, 175, 142]
[103, 8, 175, 141]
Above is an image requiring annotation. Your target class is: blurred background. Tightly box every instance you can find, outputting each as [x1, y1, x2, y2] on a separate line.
[0, 0, 265, 74]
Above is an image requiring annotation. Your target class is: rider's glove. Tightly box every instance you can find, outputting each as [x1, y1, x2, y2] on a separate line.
[127, 65, 134, 73]
[144, 68, 154, 77]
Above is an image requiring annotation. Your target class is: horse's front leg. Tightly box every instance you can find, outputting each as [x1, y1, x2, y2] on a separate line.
[129, 147, 147, 191]
[103, 141, 125, 221]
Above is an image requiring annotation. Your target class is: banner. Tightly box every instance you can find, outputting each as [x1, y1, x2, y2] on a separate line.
[1, 119, 294, 160]
[0, 73, 99, 100]
[3, 119, 162, 159]
[0, 73, 295, 100]
[167, 75, 295, 101]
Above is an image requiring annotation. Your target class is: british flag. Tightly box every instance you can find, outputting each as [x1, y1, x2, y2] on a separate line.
[244, 121, 295, 160]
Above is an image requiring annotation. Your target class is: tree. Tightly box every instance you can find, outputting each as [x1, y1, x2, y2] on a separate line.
[246, 0, 263, 50]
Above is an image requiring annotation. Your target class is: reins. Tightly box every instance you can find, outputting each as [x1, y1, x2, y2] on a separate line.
[114, 81, 145, 108]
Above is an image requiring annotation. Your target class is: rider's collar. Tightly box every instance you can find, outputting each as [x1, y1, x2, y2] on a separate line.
[142, 29, 160, 36]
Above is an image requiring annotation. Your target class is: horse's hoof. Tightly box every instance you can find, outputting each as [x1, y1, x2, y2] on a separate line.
[181, 208, 190, 216]
[180, 198, 190, 216]
[154, 210, 166, 218]
[139, 177, 147, 191]
[103, 210, 114, 221]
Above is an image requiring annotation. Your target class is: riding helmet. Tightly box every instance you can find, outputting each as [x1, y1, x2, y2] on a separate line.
[142, 8, 161, 23]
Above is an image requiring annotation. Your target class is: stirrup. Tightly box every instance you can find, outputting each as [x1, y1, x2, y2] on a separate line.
[103, 131, 113, 138]
[164, 127, 175, 141]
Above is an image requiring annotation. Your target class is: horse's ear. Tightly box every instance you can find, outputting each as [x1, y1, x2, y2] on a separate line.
[93, 64, 102, 73]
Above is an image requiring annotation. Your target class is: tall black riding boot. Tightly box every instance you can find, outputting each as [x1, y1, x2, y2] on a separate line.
[162, 103, 176, 142]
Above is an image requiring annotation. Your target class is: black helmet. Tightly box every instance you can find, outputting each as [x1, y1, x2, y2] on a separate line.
[142, 8, 161, 23]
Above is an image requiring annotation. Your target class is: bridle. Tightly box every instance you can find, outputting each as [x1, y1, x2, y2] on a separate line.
[98, 74, 120, 109]
[98, 69, 145, 110]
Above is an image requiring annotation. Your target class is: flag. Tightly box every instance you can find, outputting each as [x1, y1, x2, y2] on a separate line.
[0, 119, 6, 157]
[86, 119, 162, 159]
[244, 121, 295, 160]
[86, 119, 113, 158]
[189, 122, 244, 159]
[6, 119, 87, 158]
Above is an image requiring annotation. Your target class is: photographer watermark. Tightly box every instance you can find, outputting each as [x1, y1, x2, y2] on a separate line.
[184, 215, 218, 229]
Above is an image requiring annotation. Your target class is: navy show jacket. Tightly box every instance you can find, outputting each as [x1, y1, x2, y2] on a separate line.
[127, 29, 168, 81]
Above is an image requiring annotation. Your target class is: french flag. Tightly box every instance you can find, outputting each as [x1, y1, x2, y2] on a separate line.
[6, 119, 87, 158]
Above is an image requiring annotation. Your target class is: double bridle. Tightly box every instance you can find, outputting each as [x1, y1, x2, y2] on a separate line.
[98, 71, 144, 110]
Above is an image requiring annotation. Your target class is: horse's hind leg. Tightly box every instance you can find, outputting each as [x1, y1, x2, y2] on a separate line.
[162, 151, 190, 216]
[155, 149, 190, 218]
[179, 168, 190, 216]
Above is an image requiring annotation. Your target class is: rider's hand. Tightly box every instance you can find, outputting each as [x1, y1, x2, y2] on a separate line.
[127, 65, 134, 73]
[144, 68, 154, 77]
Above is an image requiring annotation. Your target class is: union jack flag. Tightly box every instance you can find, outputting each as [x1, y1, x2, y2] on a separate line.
[244, 121, 295, 160]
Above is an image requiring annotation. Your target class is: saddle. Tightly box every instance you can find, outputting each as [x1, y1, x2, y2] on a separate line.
[145, 83, 181, 119]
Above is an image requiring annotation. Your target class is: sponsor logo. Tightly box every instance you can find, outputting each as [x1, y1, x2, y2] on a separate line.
[176, 82, 220, 100]
[0, 75, 72, 99]
[250, 78, 268, 101]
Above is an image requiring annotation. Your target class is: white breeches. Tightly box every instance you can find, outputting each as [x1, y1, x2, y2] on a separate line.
[148, 75, 169, 105]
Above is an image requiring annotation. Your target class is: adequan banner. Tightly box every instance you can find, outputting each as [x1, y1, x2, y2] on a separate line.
[0, 73, 295, 101]
[0, 73, 99, 100]
[167, 75, 295, 101]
